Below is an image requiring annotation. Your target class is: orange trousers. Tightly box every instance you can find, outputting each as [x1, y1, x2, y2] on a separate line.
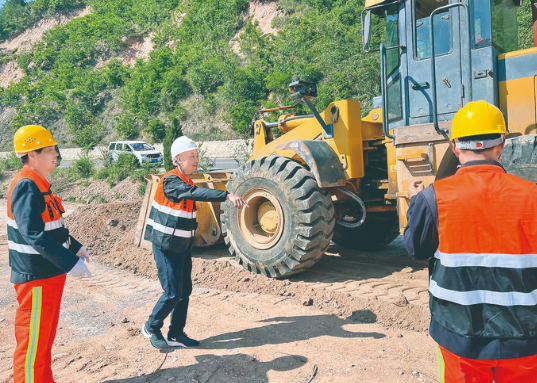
[437, 344, 537, 383]
[13, 274, 66, 383]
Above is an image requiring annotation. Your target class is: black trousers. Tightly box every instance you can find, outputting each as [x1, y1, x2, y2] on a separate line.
[146, 245, 193, 337]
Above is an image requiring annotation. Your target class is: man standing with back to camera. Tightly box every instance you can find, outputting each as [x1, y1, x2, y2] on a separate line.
[142, 136, 247, 349]
[404, 101, 537, 382]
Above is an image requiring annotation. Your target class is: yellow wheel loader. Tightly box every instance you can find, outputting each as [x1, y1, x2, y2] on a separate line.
[136, 0, 537, 278]
[220, 81, 397, 277]
[135, 81, 396, 278]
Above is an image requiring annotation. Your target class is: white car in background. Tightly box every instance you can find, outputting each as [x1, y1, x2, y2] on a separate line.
[107, 141, 163, 166]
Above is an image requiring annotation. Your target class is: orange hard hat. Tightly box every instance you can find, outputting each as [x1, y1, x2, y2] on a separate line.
[14, 125, 58, 154]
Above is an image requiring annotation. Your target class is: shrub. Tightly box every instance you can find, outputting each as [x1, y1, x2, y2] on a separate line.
[143, 118, 166, 143]
[0, 152, 23, 172]
[106, 152, 139, 185]
[138, 182, 148, 195]
[115, 112, 138, 139]
[72, 154, 94, 179]
[163, 117, 183, 171]
[93, 194, 107, 203]
[197, 142, 216, 173]
[94, 168, 109, 180]
[138, 161, 160, 182]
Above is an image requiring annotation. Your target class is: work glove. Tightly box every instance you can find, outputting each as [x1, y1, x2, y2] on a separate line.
[77, 246, 90, 262]
[70, 258, 93, 278]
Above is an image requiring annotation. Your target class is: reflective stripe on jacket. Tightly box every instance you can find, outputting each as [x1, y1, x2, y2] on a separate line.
[431, 164, 537, 342]
[7, 166, 80, 283]
[144, 168, 198, 253]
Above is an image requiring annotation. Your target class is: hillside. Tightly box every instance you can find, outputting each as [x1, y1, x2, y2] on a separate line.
[0, 0, 534, 150]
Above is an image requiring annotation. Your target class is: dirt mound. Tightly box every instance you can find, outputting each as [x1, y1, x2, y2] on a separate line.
[54, 177, 143, 204]
[65, 201, 430, 335]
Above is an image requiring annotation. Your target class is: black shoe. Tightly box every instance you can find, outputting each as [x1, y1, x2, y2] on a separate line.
[167, 332, 200, 347]
[142, 323, 169, 349]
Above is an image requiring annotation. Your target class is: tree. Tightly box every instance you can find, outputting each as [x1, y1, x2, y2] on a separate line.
[0, 0, 30, 41]
[163, 117, 183, 171]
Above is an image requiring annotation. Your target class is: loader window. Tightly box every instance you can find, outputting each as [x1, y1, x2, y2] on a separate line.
[385, 4, 400, 77]
[414, 0, 452, 60]
[471, 0, 492, 48]
[490, 0, 518, 53]
[387, 74, 403, 123]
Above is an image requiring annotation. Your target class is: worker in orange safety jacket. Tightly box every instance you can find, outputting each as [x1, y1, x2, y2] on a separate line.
[142, 136, 248, 349]
[7, 125, 92, 383]
[404, 100, 537, 383]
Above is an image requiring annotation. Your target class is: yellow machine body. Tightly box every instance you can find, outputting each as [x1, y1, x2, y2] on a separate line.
[252, 100, 388, 192]
[499, 47, 537, 136]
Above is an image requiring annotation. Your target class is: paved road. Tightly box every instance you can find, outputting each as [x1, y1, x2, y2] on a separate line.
[59, 158, 244, 172]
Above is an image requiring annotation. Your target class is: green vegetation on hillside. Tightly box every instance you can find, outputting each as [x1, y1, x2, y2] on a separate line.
[0, 0, 534, 150]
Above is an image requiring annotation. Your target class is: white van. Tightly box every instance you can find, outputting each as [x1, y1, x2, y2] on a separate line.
[107, 141, 163, 166]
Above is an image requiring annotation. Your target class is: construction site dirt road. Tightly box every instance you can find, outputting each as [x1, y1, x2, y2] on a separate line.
[0, 200, 439, 383]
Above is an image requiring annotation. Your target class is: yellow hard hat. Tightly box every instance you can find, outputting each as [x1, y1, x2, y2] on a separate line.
[451, 100, 507, 141]
[14, 125, 58, 154]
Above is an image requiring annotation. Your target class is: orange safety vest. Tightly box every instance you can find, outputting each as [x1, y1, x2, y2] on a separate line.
[144, 167, 197, 252]
[7, 165, 72, 281]
[431, 164, 537, 340]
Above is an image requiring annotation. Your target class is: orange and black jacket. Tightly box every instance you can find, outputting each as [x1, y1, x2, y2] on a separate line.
[144, 167, 228, 253]
[7, 166, 82, 284]
[404, 160, 537, 360]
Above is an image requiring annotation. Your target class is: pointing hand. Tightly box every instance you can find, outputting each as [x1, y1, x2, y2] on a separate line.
[227, 194, 249, 209]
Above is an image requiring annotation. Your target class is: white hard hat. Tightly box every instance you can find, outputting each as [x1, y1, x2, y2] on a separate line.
[171, 136, 198, 158]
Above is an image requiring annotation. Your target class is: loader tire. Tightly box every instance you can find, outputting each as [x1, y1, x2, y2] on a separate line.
[332, 211, 400, 251]
[221, 155, 335, 278]
[500, 134, 537, 182]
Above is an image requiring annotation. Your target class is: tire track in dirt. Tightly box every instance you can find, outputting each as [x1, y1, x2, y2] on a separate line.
[292, 240, 430, 307]
[196, 236, 430, 307]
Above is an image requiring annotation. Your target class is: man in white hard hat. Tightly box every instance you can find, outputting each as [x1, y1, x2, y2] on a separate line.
[142, 136, 247, 349]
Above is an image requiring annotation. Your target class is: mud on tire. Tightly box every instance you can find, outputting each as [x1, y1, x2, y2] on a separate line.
[500, 134, 537, 182]
[221, 155, 335, 278]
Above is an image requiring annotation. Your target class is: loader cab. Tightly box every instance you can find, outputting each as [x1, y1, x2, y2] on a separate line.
[363, 0, 519, 137]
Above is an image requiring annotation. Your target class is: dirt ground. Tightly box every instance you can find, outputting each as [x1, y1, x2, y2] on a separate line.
[0, 196, 439, 383]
